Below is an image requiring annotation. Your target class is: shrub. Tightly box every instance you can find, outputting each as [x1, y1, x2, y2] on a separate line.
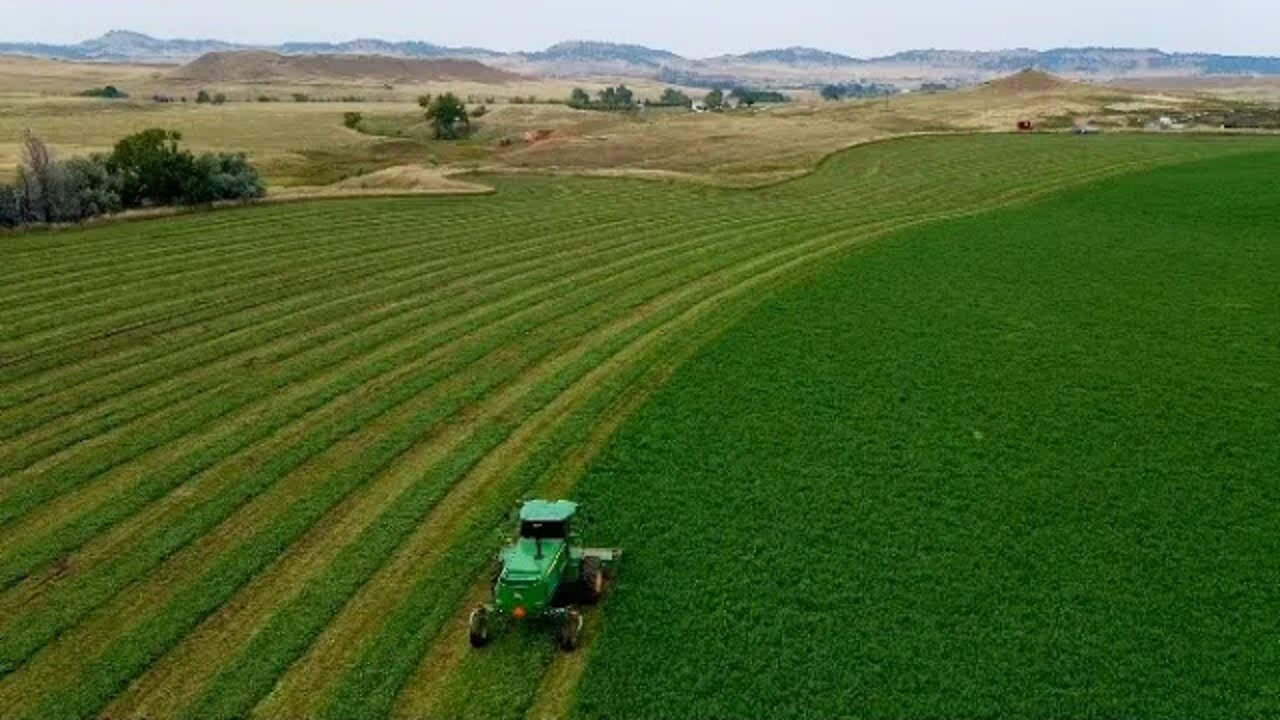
[292, 93, 310, 103]
[196, 90, 212, 104]
[657, 88, 692, 107]
[343, 112, 364, 130]
[568, 88, 590, 109]
[729, 87, 788, 105]
[0, 185, 19, 228]
[62, 155, 123, 219]
[1, 129, 264, 226]
[257, 95, 277, 103]
[184, 153, 266, 204]
[213, 93, 228, 105]
[79, 85, 128, 99]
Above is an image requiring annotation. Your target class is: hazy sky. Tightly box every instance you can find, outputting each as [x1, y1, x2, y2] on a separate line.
[1, 0, 1274, 57]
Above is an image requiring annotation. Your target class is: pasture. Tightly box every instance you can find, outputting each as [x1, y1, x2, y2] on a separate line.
[1, 55, 1235, 189]
[0, 134, 1276, 719]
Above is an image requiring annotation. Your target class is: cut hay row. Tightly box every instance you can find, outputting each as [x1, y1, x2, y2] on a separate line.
[0, 183, 884, 712]
[0, 134, 1274, 720]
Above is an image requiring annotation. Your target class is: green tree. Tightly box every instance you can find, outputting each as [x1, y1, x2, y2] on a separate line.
[659, 88, 692, 107]
[820, 85, 844, 101]
[424, 93, 470, 140]
[569, 88, 591, 108]
[595, 85, 635, 110]
[212, 93, 228, 105]
[107, 128, 195, 207]
[196, 90, 211, 104]
[704, 88, 724, 109]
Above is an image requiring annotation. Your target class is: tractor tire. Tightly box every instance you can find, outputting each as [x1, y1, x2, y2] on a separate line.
[468, 607, 491, 648]
[557, 609, 583, 651]
[580, 556, 605, 604]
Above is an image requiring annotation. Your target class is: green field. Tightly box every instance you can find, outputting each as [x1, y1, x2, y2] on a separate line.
[0, 135, 1276, 719]
[571, 153, 1280, 719]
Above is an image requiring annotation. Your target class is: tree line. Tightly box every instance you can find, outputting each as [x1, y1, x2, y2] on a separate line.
[566, 85, 788, 111]
[1, 129, 265, 228]
[820, 82, 896, 101]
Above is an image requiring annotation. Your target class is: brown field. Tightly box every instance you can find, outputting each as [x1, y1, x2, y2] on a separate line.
[1110, 75, 1280, 102]
[0, 56, 1268, 190]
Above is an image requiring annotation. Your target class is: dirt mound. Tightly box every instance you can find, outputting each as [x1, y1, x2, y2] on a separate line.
[172, 51, 523, 84]
[332, 165, 492, 194]
[982, 69, 1076, 95]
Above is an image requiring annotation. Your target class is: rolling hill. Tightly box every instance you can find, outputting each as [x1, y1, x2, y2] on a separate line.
[171, 51, 523, 84]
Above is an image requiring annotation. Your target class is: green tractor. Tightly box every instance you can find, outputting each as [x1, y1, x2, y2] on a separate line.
[469, 500, 621, 651]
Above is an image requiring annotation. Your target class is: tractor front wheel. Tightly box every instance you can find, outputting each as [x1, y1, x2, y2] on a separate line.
[557, 609, 583, 651]
[468, 607, 491, 648]
[581, 557, 605, 604]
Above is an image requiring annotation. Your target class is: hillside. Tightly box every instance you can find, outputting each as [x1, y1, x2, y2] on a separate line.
[171, 51, 523, 84]
[977, 68, 1080, 95]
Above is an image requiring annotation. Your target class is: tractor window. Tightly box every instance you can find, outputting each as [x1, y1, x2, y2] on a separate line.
[520, 520, 567, 540]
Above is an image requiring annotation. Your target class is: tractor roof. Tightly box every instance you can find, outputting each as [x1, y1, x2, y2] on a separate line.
[519, 499, 577, 522]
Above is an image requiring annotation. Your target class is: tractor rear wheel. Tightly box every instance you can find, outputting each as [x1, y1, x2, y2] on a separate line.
[581, 557, 605, 604]
[468, 607, 491, 648]
[557, 609, 583, 651]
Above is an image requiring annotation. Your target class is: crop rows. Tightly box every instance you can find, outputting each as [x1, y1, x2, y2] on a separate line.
[0, 134, 1273, 719]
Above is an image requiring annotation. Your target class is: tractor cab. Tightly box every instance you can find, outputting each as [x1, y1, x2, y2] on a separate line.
[518, 499, 578, 545]
[470, 499, 621, 651]
[494, 501, 578, 615]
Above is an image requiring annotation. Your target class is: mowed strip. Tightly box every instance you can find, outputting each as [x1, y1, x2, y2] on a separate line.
[5, 180, 849, 712]
[0, 209, 685, 530]
[0, 209, 714, 672]
[97, 208, 810, 718]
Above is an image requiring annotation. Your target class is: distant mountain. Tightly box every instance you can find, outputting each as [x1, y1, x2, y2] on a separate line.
[524, 41, 682, 67]
[878, 46, 1280, 76]
[0, 29, 241, 61]
[732, 47, 859, 65]
[3, 31, 1280, 84]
